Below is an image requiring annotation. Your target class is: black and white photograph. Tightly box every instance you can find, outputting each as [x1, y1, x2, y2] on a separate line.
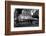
[14, 8, 39, 27]
[11, 5, 43, 31]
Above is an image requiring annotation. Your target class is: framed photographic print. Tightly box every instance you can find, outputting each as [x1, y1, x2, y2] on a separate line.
[5, 1, 45, 35]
